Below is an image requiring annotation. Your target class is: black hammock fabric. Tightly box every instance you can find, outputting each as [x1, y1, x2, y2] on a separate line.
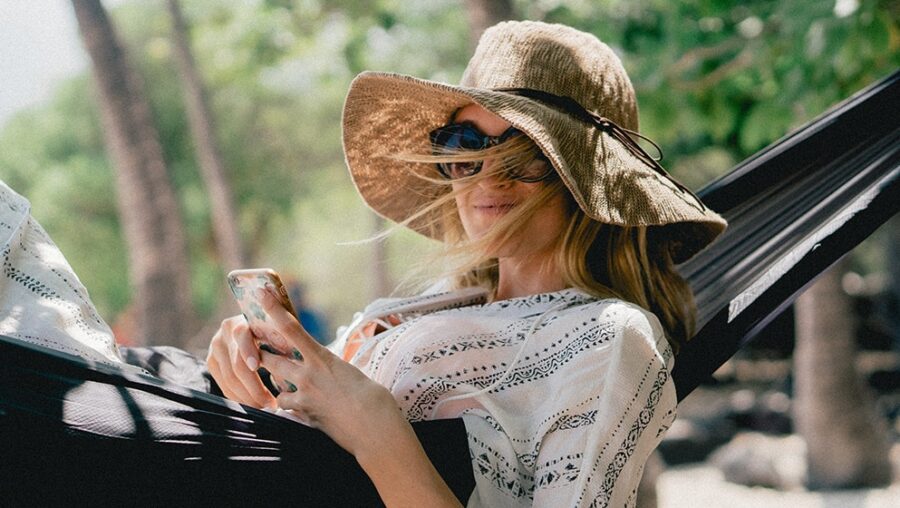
[1, 70, 897, 504]
[673, 69, 899, 399]
[0, 338, 473, 505]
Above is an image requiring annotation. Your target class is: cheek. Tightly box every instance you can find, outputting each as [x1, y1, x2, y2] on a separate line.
[452, 185, 466, 214]
[452, 185, 477, 235]
[535, 194, 570, 239]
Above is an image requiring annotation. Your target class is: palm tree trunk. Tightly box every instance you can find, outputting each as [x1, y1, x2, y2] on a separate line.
[166, 0, 247, 271]
[72, 0, 196, 346]
[793, 258, 892, 489]
[888, 215, 900, 350]
[463, 0, 514, 49]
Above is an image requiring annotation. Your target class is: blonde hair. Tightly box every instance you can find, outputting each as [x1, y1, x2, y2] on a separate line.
[395, 133, 696, 351]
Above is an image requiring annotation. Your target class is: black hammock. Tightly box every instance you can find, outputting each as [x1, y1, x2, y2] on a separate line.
[2, 70, 897, 505]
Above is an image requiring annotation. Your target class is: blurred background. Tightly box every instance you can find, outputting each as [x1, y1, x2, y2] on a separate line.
[1, 0, 898, 505]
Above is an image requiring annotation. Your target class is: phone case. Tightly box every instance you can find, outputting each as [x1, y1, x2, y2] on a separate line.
[227, 268, 296, 354]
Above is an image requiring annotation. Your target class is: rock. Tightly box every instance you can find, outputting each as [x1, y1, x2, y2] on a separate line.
[709, 432, 806, 490]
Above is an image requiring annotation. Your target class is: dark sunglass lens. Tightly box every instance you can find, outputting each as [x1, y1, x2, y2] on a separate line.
[498, 127, 522, 143]
[432, 124, 490, 151]
[431, 127, 457, 151]
[456, 125, 486, 150]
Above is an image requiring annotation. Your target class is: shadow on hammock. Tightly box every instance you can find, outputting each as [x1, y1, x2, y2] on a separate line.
[1, 336, 473, 505]
[1, 70, 897, 504]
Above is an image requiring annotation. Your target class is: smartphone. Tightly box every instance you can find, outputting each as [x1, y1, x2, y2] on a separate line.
[227, 268, 296, 355]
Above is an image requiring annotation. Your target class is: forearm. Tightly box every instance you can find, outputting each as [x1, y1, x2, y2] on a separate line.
[355, 418, 463, 508]
[246, 300, 461, 506]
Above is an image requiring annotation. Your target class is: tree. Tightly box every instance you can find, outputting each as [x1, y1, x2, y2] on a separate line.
[793, 259, 892, 488]
[71, 0, 196, 346]
[6, 0, 888, 346]
[464, 0, 515, 47]
[166, 0, 247, 272]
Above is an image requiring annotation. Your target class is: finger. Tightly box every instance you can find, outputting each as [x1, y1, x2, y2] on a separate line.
[217, 375, 250, 404]
[218, 316, 260, 370]
[209, 330, 273, 408]
[273, 376, 297, 394]
[258, 349, 303, 387]
[228, 336, 276, 407]
[229, 373, 271, 409]
[274, 390, 319, 425]
[256, 288, 323, 362]
[208, 354, 257, 405]
[206, 354, 227, 393]
[231, 320, 262, 372]
[207, 338, 241, 396]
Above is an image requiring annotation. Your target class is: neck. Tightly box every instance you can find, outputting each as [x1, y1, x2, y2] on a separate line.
[493, 255, 566, 301]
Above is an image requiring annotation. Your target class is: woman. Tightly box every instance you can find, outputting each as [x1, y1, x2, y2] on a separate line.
[207, 21, 726, 507]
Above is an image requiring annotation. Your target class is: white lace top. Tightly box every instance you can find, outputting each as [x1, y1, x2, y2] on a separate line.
[336, 287, 677, 508]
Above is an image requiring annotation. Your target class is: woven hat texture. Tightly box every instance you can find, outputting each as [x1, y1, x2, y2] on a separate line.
[342, 20, 726, 262]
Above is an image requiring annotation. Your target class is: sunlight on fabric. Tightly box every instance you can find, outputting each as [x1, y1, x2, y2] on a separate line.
[182, 455, 282, 461]
[63, 381, 208, 440]
[0, 304, 25, 332]
[727, 179, 884, 323]
[63, 383, 136, 437]
[30, 229, 71, 266]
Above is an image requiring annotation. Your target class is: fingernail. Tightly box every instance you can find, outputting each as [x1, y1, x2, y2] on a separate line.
[255, 288, 268, 301]
[285, 381, 297, 393]
[245, 355, 259, 371]
[259, 343, 281, 355]
[292, 348, 303, 361]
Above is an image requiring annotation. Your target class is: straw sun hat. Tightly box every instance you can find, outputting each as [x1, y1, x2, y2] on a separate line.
[342, 20, 726, 263]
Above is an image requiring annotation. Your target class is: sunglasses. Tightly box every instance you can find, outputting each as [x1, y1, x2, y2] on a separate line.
[428, 122, 554, 182]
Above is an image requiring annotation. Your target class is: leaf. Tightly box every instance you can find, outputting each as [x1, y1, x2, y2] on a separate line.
[739, 100, 791, 153]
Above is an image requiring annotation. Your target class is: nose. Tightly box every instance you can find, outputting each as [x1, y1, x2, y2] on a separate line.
[476, 158, 512, 189]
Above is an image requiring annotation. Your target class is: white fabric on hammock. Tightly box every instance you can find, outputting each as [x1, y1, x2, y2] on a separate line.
[0, 180, 132, 371]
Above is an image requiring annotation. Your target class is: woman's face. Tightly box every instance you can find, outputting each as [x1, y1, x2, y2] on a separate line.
[451, 104, 569, 261]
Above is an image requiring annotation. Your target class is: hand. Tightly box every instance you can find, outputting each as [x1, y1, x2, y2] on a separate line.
[206, 315, 277, 409]
[254, 287, 405, 458]
[255, 287, 462, 507]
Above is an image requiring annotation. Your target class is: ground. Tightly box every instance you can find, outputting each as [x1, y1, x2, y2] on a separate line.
[658, 465, 900, 508]
[655, 351, 900, 507]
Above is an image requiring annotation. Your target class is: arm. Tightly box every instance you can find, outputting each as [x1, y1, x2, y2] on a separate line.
[255, 287, 462, 508]
[530, 306, 676, 507]
[354, 413, 464, 508]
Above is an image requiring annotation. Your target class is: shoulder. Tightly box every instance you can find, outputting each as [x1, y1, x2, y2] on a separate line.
[573, 298, 672, 364]
[365, 286, 490, 316]
[570, 297, 662, 333]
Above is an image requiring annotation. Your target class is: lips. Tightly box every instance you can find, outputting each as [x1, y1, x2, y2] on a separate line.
[474, 202, 517, 214]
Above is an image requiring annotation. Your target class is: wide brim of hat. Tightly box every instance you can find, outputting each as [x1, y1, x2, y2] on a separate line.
[342, 71, 726, 263]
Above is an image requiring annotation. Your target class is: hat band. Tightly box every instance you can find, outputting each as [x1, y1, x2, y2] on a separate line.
[495, 87, 706, 212]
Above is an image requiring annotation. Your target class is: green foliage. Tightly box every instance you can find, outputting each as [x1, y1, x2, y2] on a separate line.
[535, 0, 899, 174]
[0, 0, 895, 341]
